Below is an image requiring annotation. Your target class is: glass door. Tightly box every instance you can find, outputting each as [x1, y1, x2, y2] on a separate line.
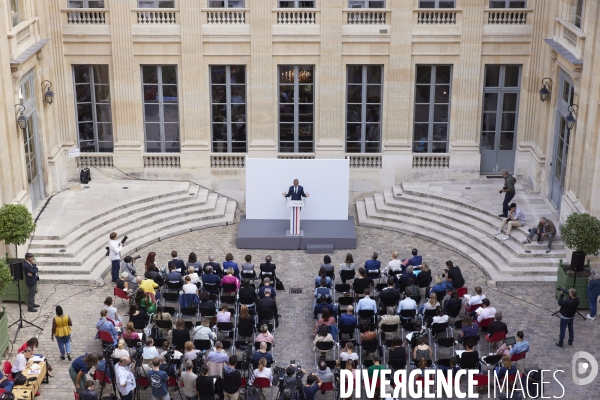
[20, 72, 44, 209]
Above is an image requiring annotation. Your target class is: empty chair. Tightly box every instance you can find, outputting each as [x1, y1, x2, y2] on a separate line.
[434, 337, 455, 361]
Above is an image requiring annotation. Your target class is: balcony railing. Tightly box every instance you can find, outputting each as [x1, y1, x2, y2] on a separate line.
[344, 10, 388, 25]
[346, 154, 382, 169]
[486, 9, 528, 25]
[205, 9, 247, 24]
[277, 154, 315, 159]
[144, 154, 181, 168]
[135, 9, 178, 25]
[76, 154, 114, 168]
[416, 9, 457, 25]
[64, 8, 107, 24]
[412, 154, 450, 169]
[276, 10, 317, 25]
[211, 155, 246, 168]
[563, 25, 577, 47]
[555, 17, 586, 59]
[6, 18, 39, 60]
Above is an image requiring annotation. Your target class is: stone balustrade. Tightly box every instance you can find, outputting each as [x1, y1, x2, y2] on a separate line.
[76, 154, 113, 168]
[555, 17, 586, 59]
[277, 154, 315, 159]
[412, 154, 450, 169]
[206, 9, 247, 24]
[144, 154, 181, 168]
[345, 10, 388, 25]
[346, 155, 382, 168]
[65, 9, 107, 24]
[135, 9, 177, 25]
[276, 10, 317, 25]
[416, 10, 457, 25]
[486, 9, 528, 25]
[210, 155, 246, 168]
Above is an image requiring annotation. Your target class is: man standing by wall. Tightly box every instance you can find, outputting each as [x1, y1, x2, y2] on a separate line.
[23, 253, 39, 312]
[498, 169, 516, 218]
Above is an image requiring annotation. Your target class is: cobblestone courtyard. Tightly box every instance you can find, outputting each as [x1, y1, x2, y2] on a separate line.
[3, 221, 600, 399]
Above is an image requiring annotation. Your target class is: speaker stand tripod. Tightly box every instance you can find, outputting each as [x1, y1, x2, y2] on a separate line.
[9, 278, 44, 342]
[551, 270, 587, 320]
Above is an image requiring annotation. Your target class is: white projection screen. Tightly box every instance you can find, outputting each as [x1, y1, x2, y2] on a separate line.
[246, 158, 350, 220]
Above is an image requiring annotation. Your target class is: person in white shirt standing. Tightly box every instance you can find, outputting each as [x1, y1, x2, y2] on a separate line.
[115, 356, 136, 400]
[495, 203, 526, 241]
[108, 232, 123, 283]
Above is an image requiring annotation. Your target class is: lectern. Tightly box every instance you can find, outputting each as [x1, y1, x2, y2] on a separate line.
[286, 200, 304, 236]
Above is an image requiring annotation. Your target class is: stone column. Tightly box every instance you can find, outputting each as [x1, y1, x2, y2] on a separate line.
[315, 1, 344, 156]
[449, 0, 484, 178]
[382, 3, 413, 185]
[248, 0, 276, 155]
[179, 0, 210, 175]
[111, 0, 144, 168]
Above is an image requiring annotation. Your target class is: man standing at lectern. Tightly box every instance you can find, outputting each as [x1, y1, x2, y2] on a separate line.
[282, 179, 310, 200]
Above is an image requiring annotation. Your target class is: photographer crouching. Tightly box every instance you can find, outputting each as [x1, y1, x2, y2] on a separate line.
[556, 287, 579, 348]
[274, 363, 306, 399]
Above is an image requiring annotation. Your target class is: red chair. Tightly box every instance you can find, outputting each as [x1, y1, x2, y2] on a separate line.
[511, 352, 527, 369]
[98, 330, 115, 347]
[253, 377, 272, 399]
[137, 376, 151, 388]
[3, 361, 13, 380]
[478, 317, 494, 332]
[485, 331, 506, 353]
[457, 287, 468, 298]
[506, 372, 521, 384]
[471, 374, 488, 387]
[114, 287, 131, 304]
[320, 381, 335, 394]
[0, 389, 6, 396]
[93, 370, 112, 383]
[464, 304, 479, 313]
[73, 390, 80, 400]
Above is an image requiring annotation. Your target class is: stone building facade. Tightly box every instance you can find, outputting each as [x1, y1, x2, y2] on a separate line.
[0, 0, 598, 251]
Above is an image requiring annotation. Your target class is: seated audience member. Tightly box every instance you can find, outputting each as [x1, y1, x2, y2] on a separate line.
[153, 306, 173, 333]
[487, 312, 508, 338]
[495, 355, 517, 379]
[398, 266, 417, 287]
[458, 316, 479, 344]
[241, 254, 255, 276]
[402, 248, 423, 268]
[170, 250, 187, 274]
[78, 377, 99, 400]
[339, 342, 359, 362]
[160, 341, 183, 361]
[315, 269, 333, 288]
[12, 347, 33, 375]
[464, 286, 485, 309]
[417, 262, 432, 289]
[339, 253, 356, 275]
[388, 336, 407, 363]
[143, 338, 160, 359]
[259, 255, 277, 280]
[122, 321, 140, 340]
[431, 275, 447, 295]
[432, 306, 449, 324]
[184, 341, 202, 363]
[250, 357, 273, 385]
[378, 307, 400, 334]
[397, 289, 417, 315]
[379, 278, 401, 308]
[145, 263, 164, 287]
[414, 357, 430, 379]
[203, 255, 222, 276]
[364, 252, 381, 273]
[165, 263, 184, 288]
[419, 293, 440, 315]
[172, 319, 190, 342]
[313, 324, 334, 351]
[367, 354, 385, 377]
[413, 338, 433, 362]
[207, 341, 230, 363]
[97, 309, 119, 345]
[458, 339, 480, 365]
[120, 255, 137, 283]
[222, 267, 241, 291]
[135, 283, 157, 312]
[405, 320, 428, 347]
[438, 357, 460, 378]
[193, 318, 216, 343]
[383, 252, 403, 275]
[217, 304, 231, 323]
[313, 308, 337, 334]
[360, 323, 377, 342]
[356, 289, 377, 313]
[258, 278, 277, 299]
[405, 278, 420, 298]
[443, 291, 462, 314]
[251, 342, 274, 367]
[509, 331, 529, 356]
[238, 305, 255, 338]
[186, 252, 202, 273]
[314, 294, 335, 319]
[339, 305, 357, 328]
[113, 339, 129, 359]
[239, 279, 257, 305]
[199, 292, 217, 314]
[182, 276, 198, 295]
[475, 298, 497, 324]
[351, 268, 370, 295]
[321, 255, 335, 276]
[316, 360, 334, 383]
[257, 288, 279, 327]
[223, 253, 240, 278]
[314, 278, 332, 302]
[127, 304, 149, 329]
[116, 271, 134, 294]
[201, 266, 221, 287]
[255, 324, 275, 344]
[103, 296, 122, 324]
[443, 261, 465, 289]
[187, 266, 201, 285]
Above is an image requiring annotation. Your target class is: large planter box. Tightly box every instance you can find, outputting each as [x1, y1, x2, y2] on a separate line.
[0, 311, 8, 357]
[0, 279, 28, 303]
[555, 264, 590, 309]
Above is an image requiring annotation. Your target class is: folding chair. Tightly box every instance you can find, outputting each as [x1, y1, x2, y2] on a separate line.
[366, 269, 381, 283]
[338, 324, 357, 341]
[388, 357, 406, 372]
[339, 269, 355, 284]
[180, 306, 199, 328]
[511, 351, 527, 369]
[114, 287, 131, 305]
[379, 324, 399, 344]
[461, 335, 481, 352]
[357, 309, 376, 325]
[320, 381, 335, 395]
[161, 306, 178, 318]
[429, 322, 450, 341]
[98, 330, 115, 348]
[400, 309, 416, 324]
[314, 341, 336, 364]
[456, 287, 468, 298]
[154, 320, 173, 338]
[257, 309, 275, 326]
[485, 331, 506, 353]
[253, 377, 273, 399]
[478, 317, 494, 333]
[161, 292, 180, 307]
[434, 337, 455, 361]
[215, 322, 234, 340]
[194, 339, 212, 352]
[359, 340, 379, 368]
[422, 309, 437, 327]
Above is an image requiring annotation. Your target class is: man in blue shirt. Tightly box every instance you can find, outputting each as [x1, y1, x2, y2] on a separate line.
[402, 248, 422, 269]
[201, 266, 221, 287]
[165, 264, 183, 288]
[338, 306, 357, 328]
[313, 295, 335, 319]
[147, 357, 170, 400]
[96, 310, 118, 345]
[301, 373, 322, 400]
[258, 277, 277, 299]
[509, 331, 529, 355]
[397, 290, 417, 315]
[355, 289, 377, 313]
[364, 252, 381, 272]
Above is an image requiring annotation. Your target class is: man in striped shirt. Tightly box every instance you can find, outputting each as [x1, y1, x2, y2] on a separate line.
[495, 203, 525, 241]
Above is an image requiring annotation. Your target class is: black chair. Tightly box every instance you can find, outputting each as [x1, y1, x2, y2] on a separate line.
[125, 338, 142, 350]
[361, 340, 379, 359]
[162, 306, 177, 316]
[314, 341, 335, 363]
[422, 309, 437, 327]
[215, 322, 234, 337]
[410, 295, 421, 305]
[162, 292, 179, 304]
[221, 283, 238, 294]
[167, 282, 183, 292]
[430, 322, 450, 340]
[357, 309, 375, 324]
[325, 270, 335, 281]
[172, 338, 187, 351]
[193, 339, 212, 351]
[432, 291, 447, 303]
[339, 270, 355, 283]
[458, 352, 481, 370]
[399, 309, 416, 322]
[374, 283, 386, 293]
[339, 324, 357, 340]
[203, 283, 220, 294]
[199, 307, 217, 319]
[257, 309, 275, 324]
[446, 304, 462, 321]
[337, 297, 354, 309]
[434, 337, 455, 360]
[180, 307, 198, 319]
[388, 358, 406, 371]
[154, 320, 173, 338]
[335, 284, 351, 294]
[366, 269, 381, 282]
[379, 324, 399, 343]
[241, 271, 256, 280]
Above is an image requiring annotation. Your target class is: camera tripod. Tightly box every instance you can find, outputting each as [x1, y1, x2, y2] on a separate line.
[9, 278, 43, 342]
[551, 270, 586, 320]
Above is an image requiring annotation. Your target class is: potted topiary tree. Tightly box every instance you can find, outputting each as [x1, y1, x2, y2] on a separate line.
[0, 204, 36, 303]
[0, 258, 13, 356]
[556, 213, 600, 308]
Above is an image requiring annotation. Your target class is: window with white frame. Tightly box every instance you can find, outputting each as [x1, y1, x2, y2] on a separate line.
[279, 65, 314, 153]
[142, 66, 180, 153]
[573, 0, 584, 28]
[208, 0, 244, 7]
[210, 66, 247, 153]
[10, 0, 22, 27]
[68, 0, 105, 8]
[279, 0, 315, 7]
[418, 0, 455, 8]
[413, 65, 452, 153]
[73, 65, 113, 152]
[346, 65, 383, 153]
[348, 1, 385, 8]
[489, 0, 526, 8]
[138, 0, 175, 8]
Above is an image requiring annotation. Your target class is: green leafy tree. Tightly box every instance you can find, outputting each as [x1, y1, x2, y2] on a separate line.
[561, 213, 600, 256]
[0, 204, 36, 259]
[0, 258, 12, 295]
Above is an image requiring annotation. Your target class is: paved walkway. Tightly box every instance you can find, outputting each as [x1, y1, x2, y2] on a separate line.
[3, 213, 599, 399]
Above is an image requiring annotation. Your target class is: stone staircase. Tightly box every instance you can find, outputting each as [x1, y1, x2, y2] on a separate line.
[30, 181, 236, 283]
[356, 182, 564, 286]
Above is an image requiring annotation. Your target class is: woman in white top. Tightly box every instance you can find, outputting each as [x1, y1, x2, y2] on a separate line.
[187, 266, 201, 285]
[383, 251, 402, 275]
[250, 357, 273, 385]
[431, 306, 449, 324]
[182, 276, 198, 295]
[103, 296, 122, 324]
[419, 293, 440, 315]
[339, 253, 355, 271]
[112, 339, 129, 358]
[216, 304, 231, 323]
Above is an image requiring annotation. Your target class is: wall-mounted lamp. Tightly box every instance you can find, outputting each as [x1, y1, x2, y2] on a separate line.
[565, 104, 578, 130]
[539, 78, 553, 102]
[14, 104, 27, 130]
[41, 80, 54, 105]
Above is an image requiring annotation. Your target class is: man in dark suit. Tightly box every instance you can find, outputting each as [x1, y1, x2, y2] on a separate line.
[165, 263, 184, 289]
[259, 255, 276, 280]
[282, 179, 310, 200]
[170, 250, 186, 275]
[22, 253, 39, 312]
[203, 255, 222, 276]
[379, 278, 400, 310]
[364, 252, 381, 272]
[257, 288, 279, 327]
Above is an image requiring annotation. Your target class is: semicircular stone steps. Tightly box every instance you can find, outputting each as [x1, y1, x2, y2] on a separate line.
[30, 181, 236, 283]
[356, 183, 565, 286]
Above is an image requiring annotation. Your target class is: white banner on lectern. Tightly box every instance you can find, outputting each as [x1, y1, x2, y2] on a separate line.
[246, 158, 349, 220]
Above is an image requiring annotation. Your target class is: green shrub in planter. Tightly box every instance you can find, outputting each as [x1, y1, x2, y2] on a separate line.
[561, 213, 600, 256]
[0, 203, 36, 259]
[0, 258, 12, 295]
